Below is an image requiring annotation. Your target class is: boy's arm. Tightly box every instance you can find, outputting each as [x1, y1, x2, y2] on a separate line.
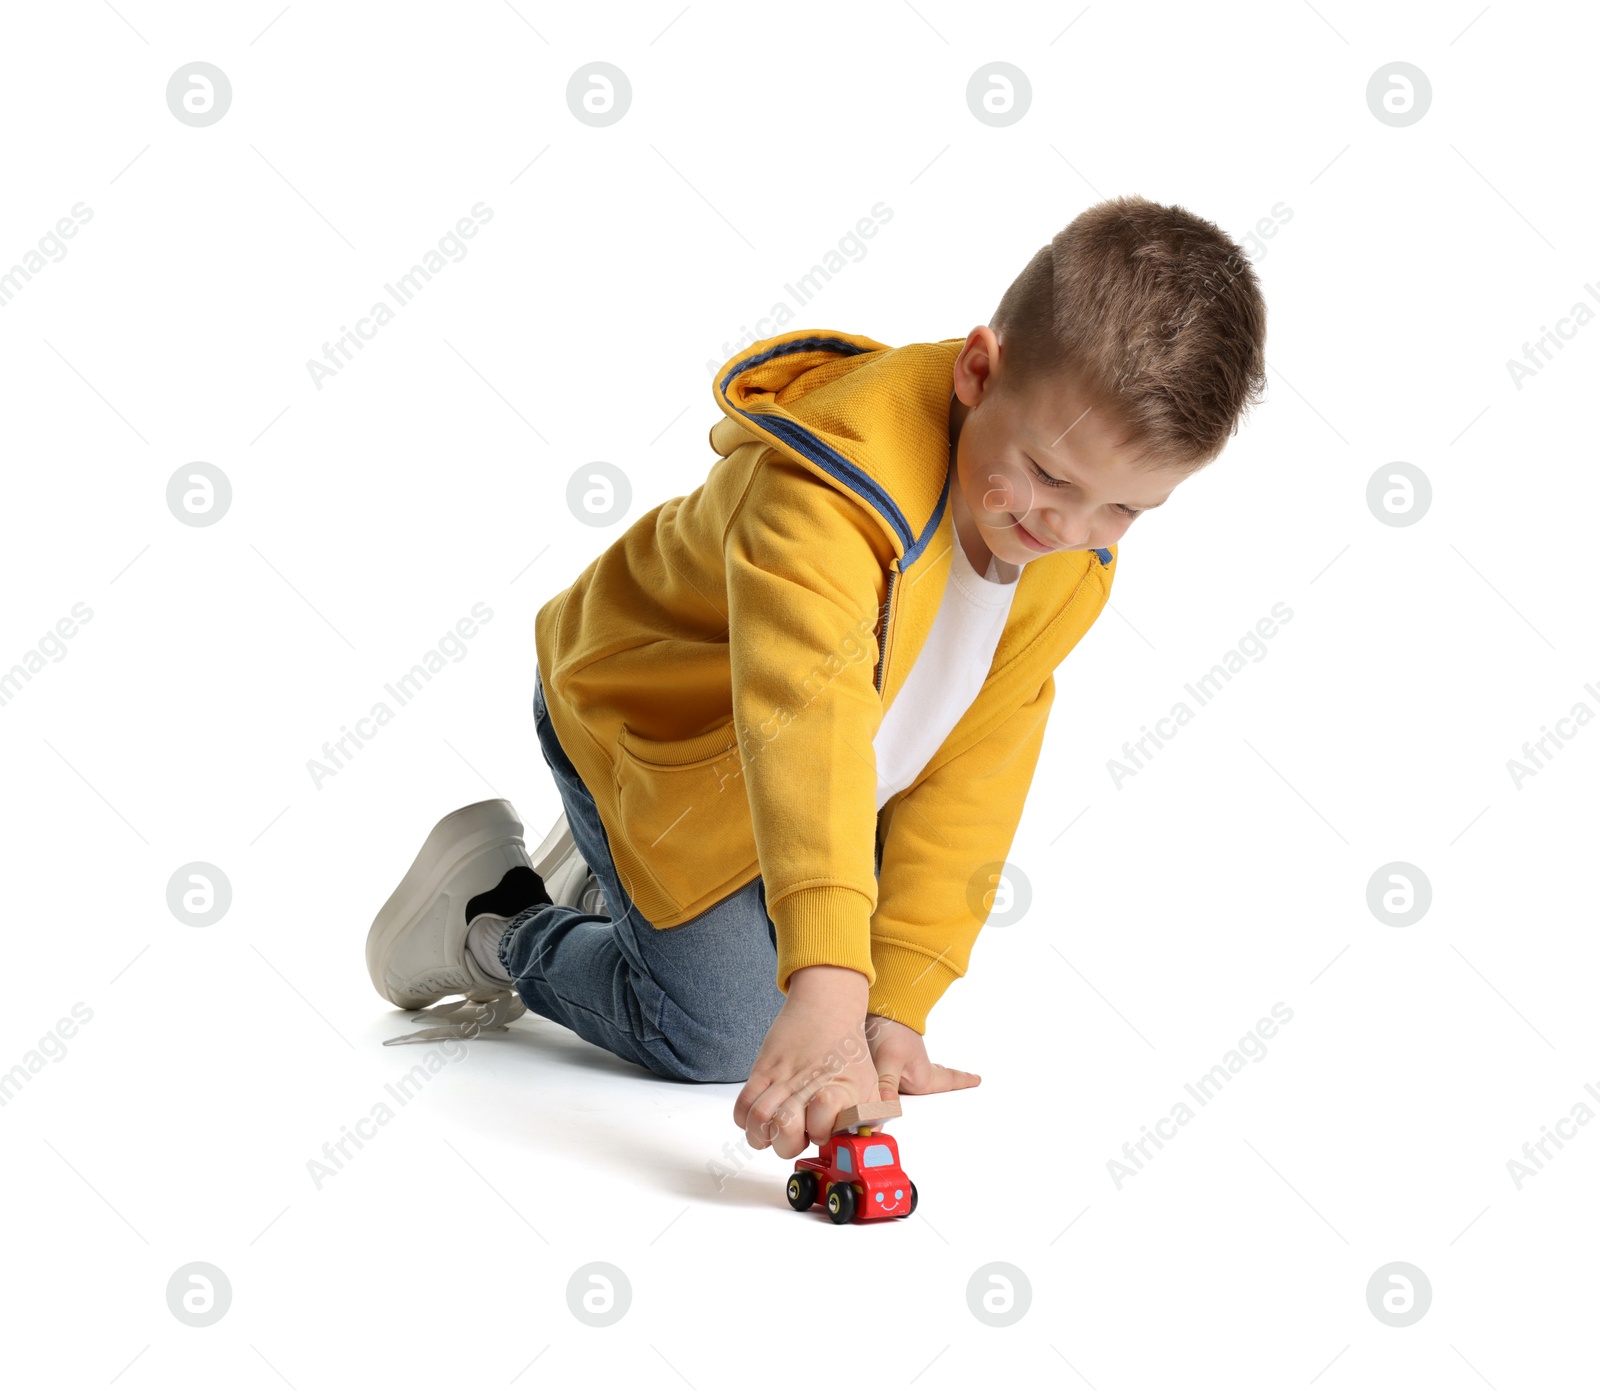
[724, 450, 893, 993]
[867, 671, 1056, 1033]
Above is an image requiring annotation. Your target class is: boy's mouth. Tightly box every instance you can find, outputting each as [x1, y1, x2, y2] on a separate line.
[1011, 517, 1055, 552]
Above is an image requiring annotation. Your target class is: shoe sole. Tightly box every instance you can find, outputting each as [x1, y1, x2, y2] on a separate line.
[527, 808, 576, 882]
[537, 805, 595, 907]
[366, 799, 530, 1008]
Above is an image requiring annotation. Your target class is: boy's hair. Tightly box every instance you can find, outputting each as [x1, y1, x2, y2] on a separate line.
[990, 194, 1268, 473]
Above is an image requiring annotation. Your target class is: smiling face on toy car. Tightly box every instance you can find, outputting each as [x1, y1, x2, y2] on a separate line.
[857, 1141, 910, 1212]
[829, 1138, 911, 1210]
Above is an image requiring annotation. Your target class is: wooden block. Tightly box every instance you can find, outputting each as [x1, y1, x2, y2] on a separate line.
[835, 1097, 902, 1132]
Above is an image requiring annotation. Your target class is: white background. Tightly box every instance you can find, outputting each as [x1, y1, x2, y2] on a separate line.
[2, 1, 1595, 1386]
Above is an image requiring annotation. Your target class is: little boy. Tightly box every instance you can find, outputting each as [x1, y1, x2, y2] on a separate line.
[366, 194, 1267, 1162]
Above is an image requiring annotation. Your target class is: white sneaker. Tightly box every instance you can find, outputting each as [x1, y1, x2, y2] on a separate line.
[530, 811, 606, 912]
[577, 873, 607, 915]
[366, 799, 550, 1012]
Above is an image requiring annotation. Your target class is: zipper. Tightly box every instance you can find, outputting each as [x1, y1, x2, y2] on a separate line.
[873, 562, 901, 695]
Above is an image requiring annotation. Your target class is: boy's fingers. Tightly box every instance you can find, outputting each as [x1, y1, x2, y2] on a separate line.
[733, 1069, 777, 1130]
[747, 1066, 883, 1158]
[903, 1063, 981, 1094]
[742, 1083, 793, 1152]
[877, 1068, 902, 1102]
[799, 1080, 854, 1155]
[758, 1070, 831, 1159]
[770, 1089, 817, 1160]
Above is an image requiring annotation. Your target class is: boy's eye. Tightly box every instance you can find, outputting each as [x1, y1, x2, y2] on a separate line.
[1027, 458, 1069, 490]
[1028, 459, 1142, 518]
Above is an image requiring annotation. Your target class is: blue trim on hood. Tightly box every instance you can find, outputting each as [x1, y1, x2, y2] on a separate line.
[719, 336, 915, 554]
[717, 334, 1113, 570]
[910, 471, 950, 567]
[716, 334, 872, 391]
[741, 412, 914, 555]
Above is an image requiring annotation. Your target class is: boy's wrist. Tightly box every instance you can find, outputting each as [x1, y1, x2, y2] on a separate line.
[786, 964, 870, 1005]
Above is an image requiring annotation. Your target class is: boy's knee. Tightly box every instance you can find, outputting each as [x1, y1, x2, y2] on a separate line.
[640, 961, 783, 1083]
[664, 1026, 763, 1084]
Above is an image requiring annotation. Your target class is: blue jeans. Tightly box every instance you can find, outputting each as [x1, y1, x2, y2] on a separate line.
[498, 671, 787, 1083]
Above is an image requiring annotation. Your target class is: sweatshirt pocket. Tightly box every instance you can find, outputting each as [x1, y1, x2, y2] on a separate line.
[612, 721, 755, 914]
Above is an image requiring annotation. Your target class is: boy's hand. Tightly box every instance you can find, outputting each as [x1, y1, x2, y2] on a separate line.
[734, 965, 878, 1160]
[865, 1013, 982, 1097]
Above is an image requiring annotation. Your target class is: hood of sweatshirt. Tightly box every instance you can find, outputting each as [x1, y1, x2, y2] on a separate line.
[708, 329, 1113, 570]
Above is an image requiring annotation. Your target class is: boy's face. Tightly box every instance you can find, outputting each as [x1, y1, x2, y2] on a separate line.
[949, 327, 1195, 565]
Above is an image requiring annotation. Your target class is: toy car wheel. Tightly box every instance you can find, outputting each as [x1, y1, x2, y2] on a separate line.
[903, 1181, 918, 1216]
[826, 1182, 857, 1225]
[786, 1171, 817, 1211]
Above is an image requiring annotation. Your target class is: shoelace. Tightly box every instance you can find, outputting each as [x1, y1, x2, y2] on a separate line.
[382, 991, 527, 1046]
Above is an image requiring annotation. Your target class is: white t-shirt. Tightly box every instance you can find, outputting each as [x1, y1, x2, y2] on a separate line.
[873, 535, 1022, 810]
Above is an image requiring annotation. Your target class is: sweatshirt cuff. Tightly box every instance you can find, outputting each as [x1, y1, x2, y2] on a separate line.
[772, 885, 877, 994]
[865, 940, 961, 1036]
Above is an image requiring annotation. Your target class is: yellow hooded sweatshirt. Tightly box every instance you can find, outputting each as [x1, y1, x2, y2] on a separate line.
[534, 329, 1116, 1033]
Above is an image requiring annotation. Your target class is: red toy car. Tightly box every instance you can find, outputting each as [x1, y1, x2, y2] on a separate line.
[787, 1127, 917, 1224]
